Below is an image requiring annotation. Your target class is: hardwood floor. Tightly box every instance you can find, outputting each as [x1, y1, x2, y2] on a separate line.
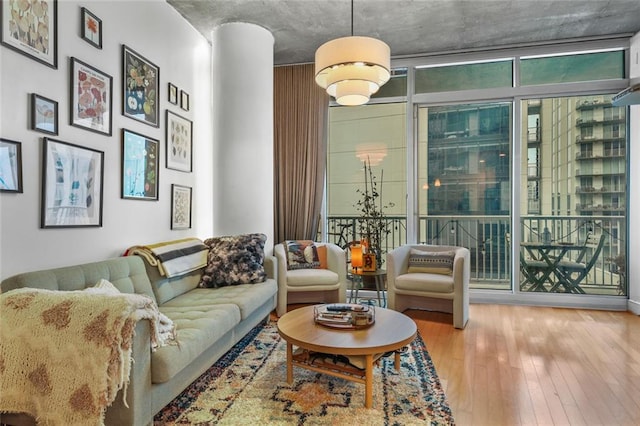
[409, 305, 640, 426]
[282, 303, 640, 425]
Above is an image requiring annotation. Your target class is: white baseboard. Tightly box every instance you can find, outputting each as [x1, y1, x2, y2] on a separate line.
[628, 299, 640, 315]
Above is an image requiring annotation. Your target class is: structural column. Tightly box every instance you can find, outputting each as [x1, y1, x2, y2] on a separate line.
[211, 23, 275, 251]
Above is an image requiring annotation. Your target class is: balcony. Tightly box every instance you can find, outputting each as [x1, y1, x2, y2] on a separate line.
[325, 215, 625, 295]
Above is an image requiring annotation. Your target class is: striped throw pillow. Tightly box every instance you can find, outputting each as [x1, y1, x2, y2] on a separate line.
[407, 249, 455, 275]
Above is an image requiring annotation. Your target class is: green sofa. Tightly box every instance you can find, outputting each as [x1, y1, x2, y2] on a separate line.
[0, 252, 278, 426]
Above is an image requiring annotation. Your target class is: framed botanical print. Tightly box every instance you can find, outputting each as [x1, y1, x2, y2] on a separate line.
[70, 57, 113, 136]
[166, 110, 192, 172]
[80, 7, 102, 49]
[171, 184, 192, 230]
[41, 137, 104, 228]
[31, 93, 58, 135]
[1, 0, 58, 68]
[0, 138, 23, 193]
[168, 82, 178, 105]
[180, 90, 190, 111]
[121, 129, 159, 200]
[123, 45, 160, 127]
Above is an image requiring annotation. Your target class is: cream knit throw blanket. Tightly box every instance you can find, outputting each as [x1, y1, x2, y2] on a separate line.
[0, 286, 161, 426]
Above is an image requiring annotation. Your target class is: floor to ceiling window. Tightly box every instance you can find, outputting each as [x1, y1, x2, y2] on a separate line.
[324, 39, 630, 305]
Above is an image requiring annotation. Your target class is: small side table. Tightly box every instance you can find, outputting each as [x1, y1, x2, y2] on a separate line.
[349, 269, 386, 308]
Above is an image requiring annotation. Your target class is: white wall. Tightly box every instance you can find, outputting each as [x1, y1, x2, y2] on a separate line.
[627, 32, 640, 314]
[0, 1, 213, 280]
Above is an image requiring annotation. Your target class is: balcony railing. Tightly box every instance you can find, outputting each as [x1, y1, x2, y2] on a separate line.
[325, 215, 625, 295]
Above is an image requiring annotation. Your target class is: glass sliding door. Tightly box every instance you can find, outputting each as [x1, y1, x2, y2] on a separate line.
[417, 102, 513, 290]
[519, 95, 627, 296]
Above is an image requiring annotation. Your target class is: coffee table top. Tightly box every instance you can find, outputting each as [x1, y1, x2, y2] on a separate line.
[277, 305, 417, 356]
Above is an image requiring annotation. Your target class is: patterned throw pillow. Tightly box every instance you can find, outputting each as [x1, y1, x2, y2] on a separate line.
[285, 240, 320, 270]
[198, 233, 267, 288]
[407, 249, 455, 275]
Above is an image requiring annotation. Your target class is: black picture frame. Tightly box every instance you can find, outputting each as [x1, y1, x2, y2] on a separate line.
[0, 138, 23, 193]
[168, 82, 178, 105]
[123, 45, 160, 127]
[166, 109, 193, 172]
[31, 93, 58, 135]
[180, 89, 190, 111]
[80, 7, 102, 49]
[1, 0, 58, 68]
[121, 128, 159, 201]
[69, 57, 113, 136]
[41, 137, 104, 228]
[171, 184, 192, 230]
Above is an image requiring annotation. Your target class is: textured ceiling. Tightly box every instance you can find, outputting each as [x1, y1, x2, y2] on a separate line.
[166, 0, 640, 65]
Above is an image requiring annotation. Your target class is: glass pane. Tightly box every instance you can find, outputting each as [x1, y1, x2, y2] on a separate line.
[372, 68, 407, 99]
[519, 95, 627, 295]
[417, 102, 512, 290]
[415, 61, 513, 94]
[521, 51, 624, 86]
[326, 103, 408, 266]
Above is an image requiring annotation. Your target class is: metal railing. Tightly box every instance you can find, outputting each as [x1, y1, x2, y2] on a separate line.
[325, 214, 626, 295]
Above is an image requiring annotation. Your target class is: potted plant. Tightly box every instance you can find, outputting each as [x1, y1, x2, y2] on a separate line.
[354, 158, 394, 270]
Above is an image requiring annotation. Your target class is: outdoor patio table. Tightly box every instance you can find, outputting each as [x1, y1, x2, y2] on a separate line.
[520, 241, 587, 293]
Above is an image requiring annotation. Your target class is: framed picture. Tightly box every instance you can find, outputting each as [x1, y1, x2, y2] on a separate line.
[171, 184, 192, 230]
[70, 57, 113, 136]
[363, 253, 377, 272]
[168, 82, 178, 105]
[41, 137, 104, 228]
[80, 7, 102, 49]
[1, 0, 57, 68]
[31, 93, 58, 135]
[180, 90, 190, 111]
[0, 138, 23, 193]
[121, 129, 159, 200]
[166, 110, 193, 172]
[123, 45, 160, 127]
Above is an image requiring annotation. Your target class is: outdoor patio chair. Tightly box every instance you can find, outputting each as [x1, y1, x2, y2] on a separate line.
[554, 233, 605, 293]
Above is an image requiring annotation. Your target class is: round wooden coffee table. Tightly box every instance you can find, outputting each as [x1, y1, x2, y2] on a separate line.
[277, 305, 417, 408]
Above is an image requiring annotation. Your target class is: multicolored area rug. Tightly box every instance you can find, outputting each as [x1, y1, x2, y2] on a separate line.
[154, 322, 454, 425]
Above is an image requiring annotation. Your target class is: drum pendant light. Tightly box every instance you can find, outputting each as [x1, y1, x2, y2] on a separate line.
[314, 0, 390, 106]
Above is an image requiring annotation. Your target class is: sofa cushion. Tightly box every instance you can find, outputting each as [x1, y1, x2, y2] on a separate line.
[286, 268, 339, 287]
[285, 240, 321, 270]
[395, 273, 454, 293]
[407, 249, 455, 275]
[199, 233, 267, 288]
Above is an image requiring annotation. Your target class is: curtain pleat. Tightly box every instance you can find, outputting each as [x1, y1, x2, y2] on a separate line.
[273, 64, 329, 243]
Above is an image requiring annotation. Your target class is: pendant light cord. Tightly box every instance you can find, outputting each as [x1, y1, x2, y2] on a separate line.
[351, 0, 354, 36]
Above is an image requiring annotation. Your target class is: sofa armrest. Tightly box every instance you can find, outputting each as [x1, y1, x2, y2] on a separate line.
[263, 255, 277, 281]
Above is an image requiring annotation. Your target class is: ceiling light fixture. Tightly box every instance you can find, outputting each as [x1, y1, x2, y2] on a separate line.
[314, 0, 390, 106]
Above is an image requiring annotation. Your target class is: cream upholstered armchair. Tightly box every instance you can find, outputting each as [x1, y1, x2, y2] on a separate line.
[274, 242, 347, 316]
[386, 244, 470, 329]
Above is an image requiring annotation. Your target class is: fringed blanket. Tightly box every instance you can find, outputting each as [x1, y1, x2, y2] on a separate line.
[125, 237, 208, 278]
[0, 286, 162, 426]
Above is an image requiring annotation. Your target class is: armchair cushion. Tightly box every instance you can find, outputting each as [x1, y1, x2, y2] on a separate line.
[407, 249, 455, 275]
[199, 233, 267, 288]
[285, 268, 339, 287]
[395, 273, 454, 293]
[284, 240, 321, 270]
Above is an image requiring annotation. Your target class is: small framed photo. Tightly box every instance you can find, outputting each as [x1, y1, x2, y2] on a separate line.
[180, 90, 189, 111]
[41, 137, 104, 228]
[31, 94, 58, 135]
[363, 253, 377, 272]
[81, 7, 102, 49]
[168, 83, 178, 105]
[121, 129, 159, 200]
[70, 57, 113, 136]
[123, 45, 160, 127]
[0, 138, 23, 193]
[166, 110, 193, 172]
[171, 184, 192, 230]
[1, 0, 58, 68]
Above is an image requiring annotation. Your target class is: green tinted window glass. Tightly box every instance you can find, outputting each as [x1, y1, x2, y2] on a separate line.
[415, 61, 513, 94]
[520, 51, 624, 86]
[372, 68, 407, 99]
